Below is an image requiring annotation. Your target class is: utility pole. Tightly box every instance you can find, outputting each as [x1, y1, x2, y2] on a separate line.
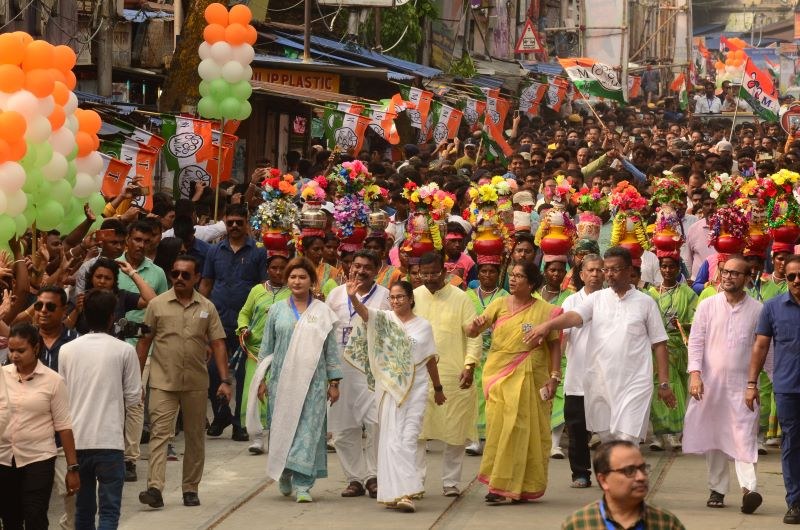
[303, 0, 312, 62]
[96, 0, 114, 97]
[374, 7, 381, 50]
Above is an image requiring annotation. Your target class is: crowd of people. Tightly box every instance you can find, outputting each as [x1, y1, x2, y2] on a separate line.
[0, 87, 799, 530]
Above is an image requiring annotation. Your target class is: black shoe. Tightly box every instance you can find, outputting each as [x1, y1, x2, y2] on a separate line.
[183, 492, 201, 507]
[139, 487, 164, 508]
[741, 490, 763, 514]
[124, 461, 137, 482]
[785, 504, 800, 524]
[232, 426, 250, 442]
[206, 419, 231, 437]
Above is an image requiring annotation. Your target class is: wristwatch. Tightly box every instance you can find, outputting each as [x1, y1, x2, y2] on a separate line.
[659, 382, 670, 390]
[67, 464, 80, 472]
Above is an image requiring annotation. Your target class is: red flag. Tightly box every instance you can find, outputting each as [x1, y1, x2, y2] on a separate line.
[99, 153, 133, 198]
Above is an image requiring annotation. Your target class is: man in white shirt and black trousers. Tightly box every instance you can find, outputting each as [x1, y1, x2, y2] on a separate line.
[59, 290, 142, 529]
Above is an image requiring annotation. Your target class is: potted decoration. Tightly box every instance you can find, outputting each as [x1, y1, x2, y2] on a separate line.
[707, 205, 750, 254]
[362, 183, 390, 234]
[572, 186, 608, 241]
[650, 173, 687, 253]
[401, 181, 455, 258]
[736, 177, 773, 256]
[328, 160, 374, 249]
[764, 169, 800, 245]
[299, 176, 328, 235]
[492, 176, 515, 231]
[535, 176, 576, 255]
[468, 180, 512, 261]
[707, 171, 745, 204]
[250, 170, 299, 252]
[609, 180, 650, 259]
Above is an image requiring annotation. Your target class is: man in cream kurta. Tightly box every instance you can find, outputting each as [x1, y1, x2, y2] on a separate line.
[326, 251, 390, 498]
[414, 252, 481, 496]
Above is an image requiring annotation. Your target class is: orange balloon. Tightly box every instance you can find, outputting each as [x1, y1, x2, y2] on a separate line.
[22, 40, 54, 71]
[228, 4, 252, 25]
[12, 32, 33, 46]
[79, 110, 102, 135]
[48, 105, 65, 130]
[7, 139, 26, 161]
[24, 69, 55, 97]
[52, 81, 70, 106]
[204, 3, 229, 26]
[0, 64, 25, 93]
[204, 23, 226, 44]
[0, 138, 9, 164]
[245, 25, 257, 45]
[0, 111, 27, 143]
[91, 134, 100, 151]
[75, 131, 94, 157]
[64, 70, 77, 90]
[0, 34, 25, 65]
[53, 45, 77, 72]
[47, 68, 66, 85]
[225, 24, 247, 46]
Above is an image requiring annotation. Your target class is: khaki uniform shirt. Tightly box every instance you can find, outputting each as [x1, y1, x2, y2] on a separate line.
[144, 289, 226, 392]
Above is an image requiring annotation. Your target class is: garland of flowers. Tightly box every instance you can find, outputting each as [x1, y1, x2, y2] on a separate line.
[534, 208, 577, 247]
[610, 180, 647, 213]
[650, 172, 686, 208]
[707, 206, 750, 244]
[402, 182, 455, 251]
[609, 213, 651, 250]
[550, 175, 575, 206]
[765, 197, 800, 229]
[654, 207, 681, 234]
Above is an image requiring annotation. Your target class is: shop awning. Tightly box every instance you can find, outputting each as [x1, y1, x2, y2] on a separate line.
[252, 53, 394, 80]
[250, 80, 356, 103]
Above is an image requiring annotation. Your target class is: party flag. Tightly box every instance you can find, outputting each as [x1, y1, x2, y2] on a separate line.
[106, 117, 165, 151]
[518, 80, 548, 116]
[363, 108, 399, 144]
[462, 97, 487, 130]
[98, 152, 133, 198]
[427, 101, 463, 144]
[100, 140, 158, 211]
[160, 115, 215, 172]
[481, 130, 511, 165]
[484, 93, 510, 131]
[739, 57, 780, 122]
[323, 107, 370, 155]
[397, 85, 434, 130]
[558, 57, 626, 104]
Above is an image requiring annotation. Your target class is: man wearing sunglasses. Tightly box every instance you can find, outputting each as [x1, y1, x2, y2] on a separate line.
[683, 256, 763, 514]
[747, 254, 800, 525]
[199, 204, 267, 442]
[562, 440, 685, 529]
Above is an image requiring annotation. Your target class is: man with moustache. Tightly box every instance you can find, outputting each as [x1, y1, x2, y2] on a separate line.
[326, 250, 390, 498]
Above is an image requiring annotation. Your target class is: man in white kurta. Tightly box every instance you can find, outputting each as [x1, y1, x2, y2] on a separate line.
[414, 253, 481, 496]
[529, 247, 674, 443]
[683, 256, 763, 513]
[326, 251, 390, 498]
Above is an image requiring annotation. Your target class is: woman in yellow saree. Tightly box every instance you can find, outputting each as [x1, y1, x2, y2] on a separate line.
[467, 261, 562, 503]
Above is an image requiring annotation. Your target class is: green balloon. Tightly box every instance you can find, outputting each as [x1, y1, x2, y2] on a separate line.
[20, 146, 37, 168]
[237, 100, 252, 120]
[50, 180, 72, 206]
[36, 200, 64, 231]
[197, 97, 220, 119]
[231, 80, 252, 100]
[88, 192, 105, 217]
[210, 78, 229, 100]
[22, 169, 44, 194]
[34, 142, 53, 166]
[68, 145, 78, 161]
[220, 97, 240, 119]
[199, 80, 211, 97]
[0, 215, 15, 244]
[14, 213, 27, 237]
[65, 162, 77, 185]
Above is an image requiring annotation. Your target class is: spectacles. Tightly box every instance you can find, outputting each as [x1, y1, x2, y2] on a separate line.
[33, 301, 59, 312]
[601, 266, 626, 274]
[606, 463, 651, 478]
[389, 295, 408, 301]
[225, 219, 245, 227]
[787, 273, 800, 283]
[509, 273, 527, 280]
[170, 270, 194, 280]
[720, 269, 746, 278]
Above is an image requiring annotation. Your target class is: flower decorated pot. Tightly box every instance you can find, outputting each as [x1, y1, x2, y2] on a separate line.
[300, 201, 326, 230]
[406, 234, 435, 257]
[747, 228, 771, 256]
[770, 222, 800, 244]
[652, 228, 682, 253]
[713, 233, 747, 254]
[619, 233, 644, 260]
[473, 227, 504, 256]
[368, 211, 389, 232]
[338, 224, 368, 247]
[262, 228, 291, 252]
[540, 225, 573, 256]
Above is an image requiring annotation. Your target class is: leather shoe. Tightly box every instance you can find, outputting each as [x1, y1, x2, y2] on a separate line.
[138, 487, 164, 508]
[183, 492, 201, 507]
[206, 419, 231, 437]
[785, 504, 800, 524]
[124, 461, 137, 482]
[341, 481, 365, 497]
[365, 477, 378, 499]
[232, 426, 250, 442]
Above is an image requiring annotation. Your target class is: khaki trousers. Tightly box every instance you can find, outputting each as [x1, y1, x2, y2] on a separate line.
[147, 388, 206, 493]
[124, 359, 150, 463]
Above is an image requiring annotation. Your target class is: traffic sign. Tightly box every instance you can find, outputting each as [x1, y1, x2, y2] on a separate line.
[515, 19, 544, 54]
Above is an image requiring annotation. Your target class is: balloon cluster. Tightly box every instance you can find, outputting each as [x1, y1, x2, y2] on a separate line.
[197, 3, 256, 121]
[0, 31, 105, 248]
[714, 40, 749, 83]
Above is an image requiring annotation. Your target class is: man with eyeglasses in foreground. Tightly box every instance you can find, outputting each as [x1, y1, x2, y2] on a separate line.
[527, 247, 676, 444]
[561, 440, 685, 529]
[747, 254, 800, 524]
[137, 255, 231, 509]
[683, 256, 763, 513]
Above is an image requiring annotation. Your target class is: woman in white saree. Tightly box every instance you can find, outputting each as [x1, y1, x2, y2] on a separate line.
[345, 279, 445, 513]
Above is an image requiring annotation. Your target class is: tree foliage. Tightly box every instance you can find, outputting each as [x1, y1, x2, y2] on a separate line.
[360, 0, 437, 63]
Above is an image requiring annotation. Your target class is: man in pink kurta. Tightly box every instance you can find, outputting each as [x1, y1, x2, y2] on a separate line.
[683, 256, 763, 514]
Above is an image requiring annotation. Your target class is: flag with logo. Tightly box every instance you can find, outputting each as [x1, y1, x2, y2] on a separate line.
[363, 108, 399, 144]
[739, 57, 780, 122]
[558, 57, 626, 104]
[427, 101, 463, 144]
[518, 80, 548, 116]
[397, 85, 433, 130]
[484, 93, 510, 132]
[323, 106, 370, 155]
[481, 130, 511, 165]
[104, 117, 166, 152]
[545, 79, 569, 112]
[98, 152, 132, 198]
[160, 115, 215, 173]
[462, 97, 486, 130]
[100, 140, 158, 211]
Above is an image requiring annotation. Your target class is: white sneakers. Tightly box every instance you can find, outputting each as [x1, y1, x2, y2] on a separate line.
[249, 431, 268, 455]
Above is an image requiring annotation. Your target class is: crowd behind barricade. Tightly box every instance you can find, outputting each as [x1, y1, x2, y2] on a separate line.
[1, 89, 800, 529]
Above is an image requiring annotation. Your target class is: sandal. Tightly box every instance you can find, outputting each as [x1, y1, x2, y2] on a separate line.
[570, 477, 591, 488]
[341, 481, 365, 497]
[365, 477, 378, 499]
[707, 490, 725, 508]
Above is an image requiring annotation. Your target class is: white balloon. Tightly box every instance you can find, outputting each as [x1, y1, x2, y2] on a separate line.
[5, 189, 26, 217]
[75, 151, 103, 176]
[198, 58, 221, 81]
[0, 189, 7, 215]
[6, 91, 39, 121]
[198, 41, 211, 61]
[232, 44, 255, 65]
[51, 127, 77, 156]
[221, 61, 244, 84]
[65, 114, 79, 133]
[37, 96, 55, 116]
[0, 162, 25, 193]
[210, 41, 233, 64]
[93, 173, 104, 190]
[42, 152, 69, 182]
[24, 116, 52, 143]
[73, 172, 95, 198]
[242, 64, 253, 82]
[63, 92, 79, 115]
[0, 92, 9, 110]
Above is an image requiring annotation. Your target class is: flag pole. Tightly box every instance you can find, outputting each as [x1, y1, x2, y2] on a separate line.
[728, 64, 748, 141]
[568, 82, 607, 130]
[213, 118, 225, 222]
